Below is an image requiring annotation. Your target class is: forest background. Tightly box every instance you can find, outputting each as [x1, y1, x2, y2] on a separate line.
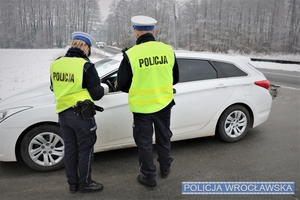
[0, 0, 299, 54]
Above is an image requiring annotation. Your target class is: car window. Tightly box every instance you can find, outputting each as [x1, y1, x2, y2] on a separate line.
[210, 61, 248, 77]
[177, 59, 217, 82]
[102, 72, 119, 93]
[94, 58, 119, 75]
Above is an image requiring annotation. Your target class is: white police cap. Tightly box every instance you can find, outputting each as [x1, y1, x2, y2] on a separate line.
[72, 32, 95, 47]
[131, 15, 157, 31]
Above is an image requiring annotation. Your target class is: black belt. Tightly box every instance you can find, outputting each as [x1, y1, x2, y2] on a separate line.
[68, 104, 104, 114]
[71, 103, 104, 112]
[69, 100, 104, 119]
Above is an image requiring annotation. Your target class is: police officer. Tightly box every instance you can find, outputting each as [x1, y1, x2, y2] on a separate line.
[50, 32, 104, 193]
[117, 16, 179, 188]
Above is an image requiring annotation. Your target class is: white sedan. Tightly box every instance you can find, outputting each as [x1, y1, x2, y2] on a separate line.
[0, 51, 272, 172]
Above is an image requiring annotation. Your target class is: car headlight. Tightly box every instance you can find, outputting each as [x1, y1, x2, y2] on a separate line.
[0, 107, 32, 123]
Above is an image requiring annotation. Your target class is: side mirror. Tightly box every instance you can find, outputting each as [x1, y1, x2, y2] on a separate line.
[101, 83, 109, 95]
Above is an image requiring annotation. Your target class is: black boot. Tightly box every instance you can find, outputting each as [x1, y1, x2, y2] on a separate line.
[137, 174, 156, 188]
[79, 181, 104, 193]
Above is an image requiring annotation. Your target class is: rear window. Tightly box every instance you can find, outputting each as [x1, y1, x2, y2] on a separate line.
[211, 61, 248, 77]
[177, 59, 217, 82]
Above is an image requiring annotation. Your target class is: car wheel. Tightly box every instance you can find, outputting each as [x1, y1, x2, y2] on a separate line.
[217, 105, 250, 142]
[20, 125, 65, 172]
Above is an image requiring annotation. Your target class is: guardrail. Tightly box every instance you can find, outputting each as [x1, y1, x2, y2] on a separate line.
[251, 58, 300, 65]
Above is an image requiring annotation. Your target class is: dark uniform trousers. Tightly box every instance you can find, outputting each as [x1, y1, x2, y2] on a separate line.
[133, 106, 174, 180]
[58, 108, 97, 187]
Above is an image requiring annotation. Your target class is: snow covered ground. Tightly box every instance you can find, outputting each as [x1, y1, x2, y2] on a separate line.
[0, 49, 299, 97]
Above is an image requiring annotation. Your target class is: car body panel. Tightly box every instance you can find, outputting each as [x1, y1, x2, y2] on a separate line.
[171, 78, 233, 134]
[0, 51, 272, 164]
[0, 104, 57, 161]
[94, 92, 133, 151]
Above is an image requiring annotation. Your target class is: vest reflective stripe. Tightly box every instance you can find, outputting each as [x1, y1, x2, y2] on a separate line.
[55, 90, 92, 113]
[126, 41, 175, 113]
[129, 85, 172, 95]
[129, 92, 173, 105]
[50, 57, 93, 113]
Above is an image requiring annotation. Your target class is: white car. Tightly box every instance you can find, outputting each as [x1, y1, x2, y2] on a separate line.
[0, 51, 272, 172]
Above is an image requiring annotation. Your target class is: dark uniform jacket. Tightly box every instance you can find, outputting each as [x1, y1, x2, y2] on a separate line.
[117, 33, 179, 109]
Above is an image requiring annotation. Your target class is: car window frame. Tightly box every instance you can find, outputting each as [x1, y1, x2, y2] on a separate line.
[209, 60, 248, 78]
[176, 58, 226, 83]
[101, 70, 120, 93]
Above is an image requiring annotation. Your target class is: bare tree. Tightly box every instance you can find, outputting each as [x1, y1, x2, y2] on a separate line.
[0, 0, 102, 48]
[0, 0, 298, 54]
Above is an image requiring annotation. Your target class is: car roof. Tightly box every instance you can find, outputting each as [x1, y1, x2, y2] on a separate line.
[96, 50, 252, 77]
[108, 50, 251, 63]
[174, 50, 251, 64]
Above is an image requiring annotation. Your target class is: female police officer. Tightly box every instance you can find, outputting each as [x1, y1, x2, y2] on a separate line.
[117, 16, 179, 188]
[50, 32, 104, 193]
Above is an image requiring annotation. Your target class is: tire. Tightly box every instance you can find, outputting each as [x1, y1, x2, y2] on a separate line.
[20, 125, 65, 172]
[217, 105, 250, 142]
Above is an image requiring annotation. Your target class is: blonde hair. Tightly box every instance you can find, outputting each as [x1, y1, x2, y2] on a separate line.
[70, 39, 88, 49]
[70, 39, 90, 56]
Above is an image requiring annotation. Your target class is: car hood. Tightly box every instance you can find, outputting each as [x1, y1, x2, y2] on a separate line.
[0, 82, 55, 109]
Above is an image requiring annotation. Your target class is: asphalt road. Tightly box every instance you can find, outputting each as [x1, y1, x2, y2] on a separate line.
[0, 87, 299, 200]
[258, 68, 300, 89]
[101, 46, 122, 55]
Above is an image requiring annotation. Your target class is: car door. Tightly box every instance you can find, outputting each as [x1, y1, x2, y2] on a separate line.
[94, 71, 134, 152]
[171, 58, 234, 138]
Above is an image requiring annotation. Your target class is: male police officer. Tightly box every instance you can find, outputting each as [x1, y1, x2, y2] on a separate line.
[50, 32, 104, 193]
[117, 16, 179, 188]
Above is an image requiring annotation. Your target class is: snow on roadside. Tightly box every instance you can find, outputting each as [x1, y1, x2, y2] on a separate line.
[251, 61, 300, 72]
[0, 48, 106, 97]
[0, 49, 65, 96]
[0, 49, 299, 97]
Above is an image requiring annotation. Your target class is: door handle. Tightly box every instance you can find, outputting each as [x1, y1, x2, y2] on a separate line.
[216, 84, 227, 89]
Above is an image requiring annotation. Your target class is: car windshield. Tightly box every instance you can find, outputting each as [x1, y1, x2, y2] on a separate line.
[94, 58, 119, 75]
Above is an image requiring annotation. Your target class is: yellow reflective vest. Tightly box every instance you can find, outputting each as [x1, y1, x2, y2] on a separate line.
[126, 41, 175, 113]
[50, 57, 93, 113]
